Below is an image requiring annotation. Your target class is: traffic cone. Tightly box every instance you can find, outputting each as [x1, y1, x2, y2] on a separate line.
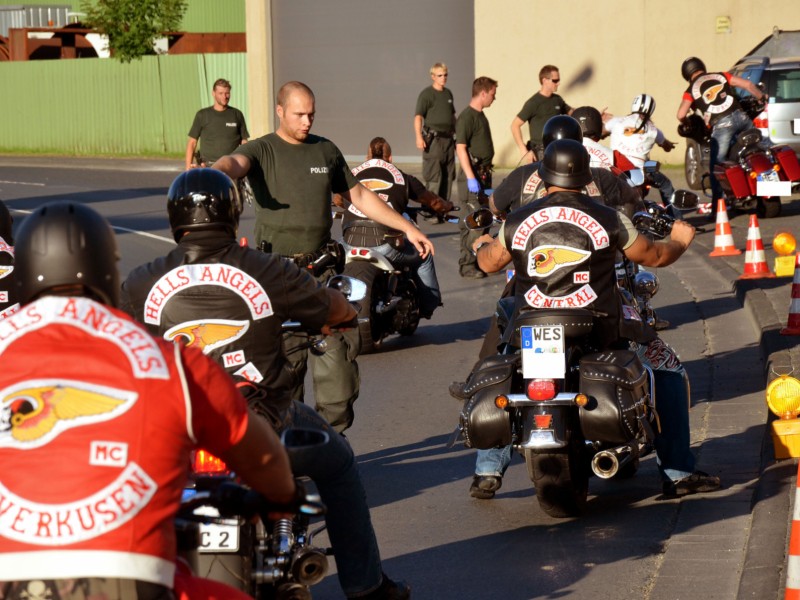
[786, 462, 800, 599]
[781, 253, 800, 336]
[739, 214, 775, 279]
[709, 199, 741, 257]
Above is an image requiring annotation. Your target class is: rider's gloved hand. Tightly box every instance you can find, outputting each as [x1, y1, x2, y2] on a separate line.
[467, 178, 480, 194]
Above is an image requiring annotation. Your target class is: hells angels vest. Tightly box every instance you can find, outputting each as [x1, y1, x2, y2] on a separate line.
[342, 158, 408, 244]
[686, 72, 741, 126]
[504, 191, 622, 344]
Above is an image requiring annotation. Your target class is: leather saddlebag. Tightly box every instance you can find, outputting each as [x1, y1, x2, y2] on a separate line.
[459, 354, 517, 449]
[578, 350, 649, 444]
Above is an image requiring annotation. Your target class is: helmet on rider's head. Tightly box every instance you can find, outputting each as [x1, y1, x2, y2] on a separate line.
[0, 199, 12, 244]
[167, 168, 242, 243]
[542, 115, 583, 149]
[571, 107, 603, 139]
[538, 138, 592, 189]
[14, 201, 120, 307]
[631, 94, 656, 118]
[681, 57, 706, 82]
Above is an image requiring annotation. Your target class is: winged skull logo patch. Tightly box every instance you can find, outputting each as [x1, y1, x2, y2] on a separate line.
[528, 245, 590, 276]
[0, 381, 137, 448]
[164, 319, 249, 353]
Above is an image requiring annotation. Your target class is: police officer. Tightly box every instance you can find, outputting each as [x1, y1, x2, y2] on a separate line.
[676, 57, 767, 210]
[121, 169, 410, 600]
[464, 139, 720, 500]
[456, 76, 498, 279]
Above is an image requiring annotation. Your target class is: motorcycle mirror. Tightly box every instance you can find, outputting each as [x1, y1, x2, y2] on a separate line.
[465, 208, 495, 230]
[670, 189, 699, 210]
[327, 275, 367, 303]
[643, 160, 660, 174]
[625, 169, 645, 187]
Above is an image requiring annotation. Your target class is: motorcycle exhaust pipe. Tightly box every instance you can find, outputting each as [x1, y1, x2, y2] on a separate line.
[591, 446, 632, 479]
[291, 546, 329, 585]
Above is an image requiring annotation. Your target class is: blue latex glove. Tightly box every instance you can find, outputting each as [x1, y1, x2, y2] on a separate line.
[467, 178, 480, 194]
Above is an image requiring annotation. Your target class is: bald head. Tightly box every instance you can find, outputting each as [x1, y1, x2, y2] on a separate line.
[276, 81, 315, 108]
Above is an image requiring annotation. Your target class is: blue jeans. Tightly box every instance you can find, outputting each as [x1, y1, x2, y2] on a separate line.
[285, 401, 383, 597]
[710, 109, 753, 201]
[651, 170, 675, 204]
[342, 240, 442, 316]
[474, 338, 696, 483]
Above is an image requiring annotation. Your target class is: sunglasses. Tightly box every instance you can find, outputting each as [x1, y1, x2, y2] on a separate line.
[550, 78, 560, 83]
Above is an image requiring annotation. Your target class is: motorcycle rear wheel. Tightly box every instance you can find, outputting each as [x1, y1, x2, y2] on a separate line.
[757, 196, 781, 219]
[343, 261, 385, 354]
[526, 442, 589, 518]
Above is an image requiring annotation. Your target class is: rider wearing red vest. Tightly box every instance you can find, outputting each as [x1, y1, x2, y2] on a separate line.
[0, 202, 295, 600]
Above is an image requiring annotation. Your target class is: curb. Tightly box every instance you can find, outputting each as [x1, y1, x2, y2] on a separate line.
[731, 264, 800, 599]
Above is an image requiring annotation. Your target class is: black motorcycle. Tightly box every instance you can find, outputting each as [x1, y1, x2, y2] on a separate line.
[451, 198, 694, 518]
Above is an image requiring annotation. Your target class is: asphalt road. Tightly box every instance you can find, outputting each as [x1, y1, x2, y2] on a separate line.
[0, 157, 796, 599]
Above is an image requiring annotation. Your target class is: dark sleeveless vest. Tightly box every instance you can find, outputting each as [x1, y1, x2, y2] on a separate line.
[503, 190, 622, 345]
[686, 72, 741, 125]
[342, 158, 409, 247]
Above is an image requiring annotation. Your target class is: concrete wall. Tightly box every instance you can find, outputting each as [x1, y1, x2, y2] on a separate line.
[476, 1, 800, 167]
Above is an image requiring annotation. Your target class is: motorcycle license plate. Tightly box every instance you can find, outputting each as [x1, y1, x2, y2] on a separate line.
[520, 325, 565, 379]
[198, 522, 239, 553]
[756, 169, 792, 196]
[793, 118, 800, 134]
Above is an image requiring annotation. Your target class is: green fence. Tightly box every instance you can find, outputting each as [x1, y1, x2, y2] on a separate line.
[0, 52, 248, 156]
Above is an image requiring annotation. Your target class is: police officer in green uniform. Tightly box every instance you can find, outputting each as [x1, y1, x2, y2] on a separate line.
[510, 65, 572, 163]
[185, 78, 249, 170]
[213, 81, 434, 434]
[456, 76, 497, 279]
[414, 62, 457, 214]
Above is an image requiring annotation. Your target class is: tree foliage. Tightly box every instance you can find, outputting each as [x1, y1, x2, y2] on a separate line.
[80, 0, 188, 63]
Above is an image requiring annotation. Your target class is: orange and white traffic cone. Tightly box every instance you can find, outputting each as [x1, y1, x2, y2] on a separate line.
[709, 199, 741, 257]
[785, 462, 800, 599]
[781, 253, 800, 336]
[739, 214, 775, 279]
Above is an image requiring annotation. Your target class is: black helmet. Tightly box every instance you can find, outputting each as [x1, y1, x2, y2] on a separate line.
[0, 199, 12, 244]
[681, 57, 706, 82]
[571, 106, 603, 139]
[542, 115, 583, 149]
[167, 168, 242, 242]
[14, 201, 120, 307]
[538, 139, 592, 189]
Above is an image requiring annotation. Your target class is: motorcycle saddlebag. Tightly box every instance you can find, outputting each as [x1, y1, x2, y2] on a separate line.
[578, 350, 649, 445]
[459, 354, 517, 449]
[771, 145, 800, 181]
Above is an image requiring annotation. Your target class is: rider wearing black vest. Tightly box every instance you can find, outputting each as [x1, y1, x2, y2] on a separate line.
[464, 138, 720, 501]
[502, 189, 622, 346]
[338, 137, 453, 319]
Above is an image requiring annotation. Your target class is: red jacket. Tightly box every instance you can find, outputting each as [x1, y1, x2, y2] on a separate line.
[0, 296, 249, 587]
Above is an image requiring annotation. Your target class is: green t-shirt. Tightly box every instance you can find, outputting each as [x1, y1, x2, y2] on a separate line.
[415, 86, 456, 133]
[456, 106, 494, 166]
[234, 133, 358, 255]
[517, 92, 570, 145]
[188, 106, 249, 164]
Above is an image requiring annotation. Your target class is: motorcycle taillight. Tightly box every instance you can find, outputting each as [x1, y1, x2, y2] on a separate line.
[526, 379, 558, 401]
[192, 450, 230, 475]
[753, 107, 768, 130]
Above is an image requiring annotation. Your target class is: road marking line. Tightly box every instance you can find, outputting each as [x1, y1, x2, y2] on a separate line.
[0, 180, 46, 187]
[9, 208, 175, 245]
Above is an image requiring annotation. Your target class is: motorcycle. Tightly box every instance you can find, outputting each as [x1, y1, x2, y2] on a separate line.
[178, 275, 366, 599]
[450, 199, 693, 518]
[339, 206, 458, 354]
[177, 429, 329, 600]
[678, 96, 800, 219]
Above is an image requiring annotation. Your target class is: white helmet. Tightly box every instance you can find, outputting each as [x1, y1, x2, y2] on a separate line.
[631, 94, 656, 117]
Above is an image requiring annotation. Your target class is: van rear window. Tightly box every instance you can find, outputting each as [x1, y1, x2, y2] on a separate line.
[770, 69, 800, 103]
